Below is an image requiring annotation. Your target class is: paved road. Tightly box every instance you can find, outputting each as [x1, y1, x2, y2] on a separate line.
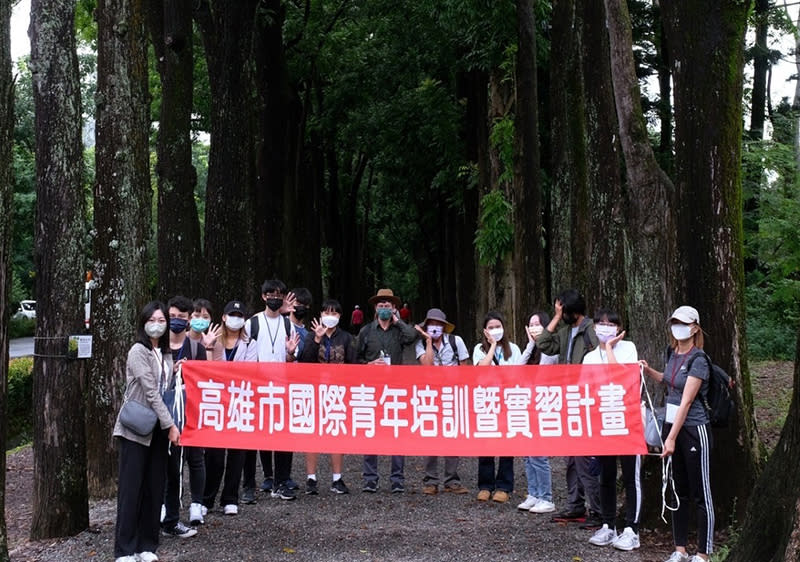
[9, 337, 34, 358]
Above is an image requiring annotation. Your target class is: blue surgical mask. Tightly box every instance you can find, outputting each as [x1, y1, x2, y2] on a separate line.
[190, 317, 210, 333]
[377, 309, 393, 321]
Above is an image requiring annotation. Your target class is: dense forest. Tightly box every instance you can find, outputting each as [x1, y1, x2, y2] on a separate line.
[2, 0, 800, 560]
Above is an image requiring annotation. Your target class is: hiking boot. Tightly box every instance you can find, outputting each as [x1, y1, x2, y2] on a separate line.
[443, 484, 469, 494]
[189, 502, 204, 526]
[161, 521, 197, 539]
[223, 504, 238, 515]
[517, 495, 539, 510]
[391, 481, 405, 493]
[422, 485, 438, 495]
[491, 490, 509, 503]
[305, 478, 319, 495]
[476, 489, 491, 501]
[663, 552, 689, 562]
[241, 487, 256, 504]
[330, 478, 350, 494]
[362, 480, 378, 493]
[588, 524, 617, 546]
[272, 483, 297, 500]
[612, 527, 640, 551]
[551, 509, 586, 522]
[530, 499, 556, 513]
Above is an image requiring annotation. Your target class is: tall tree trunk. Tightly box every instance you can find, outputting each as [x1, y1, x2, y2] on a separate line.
[662, 0, 760, 523]
[90, 0, 152, 497]
[29, 0, 89, 537]
[0, 0, 14, 556]
[728, 326, 800, 562]
[195, 0, 258, 309]
[149, 0, 202, 299]
[513, 0, 547, 319]
[652, 0, 673, 173]
[749, 0, 770, 140]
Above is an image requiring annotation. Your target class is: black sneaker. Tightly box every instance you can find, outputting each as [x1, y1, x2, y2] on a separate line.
[260, 477, 274, 492]
[305, 478, 319, 495]
[362, 480, 378, 493]
[285, 478, 300, 490]
[330, 478, 350, 494]
[272, 483, 297, 500]
[241, 487, 256, 505]
[551, 510, 586, 523]
[579, 512, 603, 530]
[391, 481, 405, 494]
[162, 521, 198, 538]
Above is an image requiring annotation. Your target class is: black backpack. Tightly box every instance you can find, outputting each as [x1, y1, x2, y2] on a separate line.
[667, 347, 735, 428]
[248, 314, 292, 342]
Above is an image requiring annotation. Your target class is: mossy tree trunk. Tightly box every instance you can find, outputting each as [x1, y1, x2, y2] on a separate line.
[662, 0, 760, 523]
[0, 0, 13, 557]
[148, 0, 202, 299]
[29, 0, 89, 537]
[89, 0, 152, 497]
[195, 0, 258, 309]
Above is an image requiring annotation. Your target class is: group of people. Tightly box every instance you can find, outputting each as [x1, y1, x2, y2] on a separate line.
[113, 283, 715, 562]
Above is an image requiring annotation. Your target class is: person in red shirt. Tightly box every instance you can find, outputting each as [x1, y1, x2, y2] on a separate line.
[399, 303, 411, 323]
[350, 305, 364, 333]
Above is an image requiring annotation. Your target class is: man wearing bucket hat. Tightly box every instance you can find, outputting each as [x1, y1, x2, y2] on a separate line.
[414, 308, 470, 495]
[357, 288, 418, 493]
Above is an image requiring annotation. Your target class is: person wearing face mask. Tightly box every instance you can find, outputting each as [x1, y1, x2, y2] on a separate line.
[160, 296, 213, 537]
[356, 288, 418, 493]
[641, 306, 714, 562]
[114, 301, 180, 562]
[289, 287, 312, 359]
[517, 311, 559, 516]
[413, 308, 470, 495]
[535, 289, 601, 528]
[299, 299, 357, 495]
[582, 309, 641, 551]
[202, 300, 257, 517]
[472, 311, 521, 503]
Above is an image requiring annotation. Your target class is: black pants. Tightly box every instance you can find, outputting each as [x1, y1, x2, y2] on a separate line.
[477, 456, 514, 492]
[203, 448, 245, 507]
[114, 430, 169, 558]
[163, 444, 205, 527]
[242, 450, 293, 489]
[666, 423, 715, 555]
[598, 455, 642, 532]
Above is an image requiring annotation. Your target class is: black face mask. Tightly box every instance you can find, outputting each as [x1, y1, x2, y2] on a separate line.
[562, 312, 577, 326]
[266, 298, 283, 312]
[294, 307, 307, 320]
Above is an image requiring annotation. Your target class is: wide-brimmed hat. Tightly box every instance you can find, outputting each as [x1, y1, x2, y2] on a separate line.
[421, 308, 454, 333]
[368, 288, 402, 308]
[669, 305, 700, 325]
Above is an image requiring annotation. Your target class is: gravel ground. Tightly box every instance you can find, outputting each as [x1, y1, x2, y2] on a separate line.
[8, 450, 683, 562]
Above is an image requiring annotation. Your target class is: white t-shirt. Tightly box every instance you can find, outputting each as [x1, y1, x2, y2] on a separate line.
[582, 339, 638, 364]
[415, 334, 470, 365]
[248, 312, 295, 363]
[472, 342, 522, 365]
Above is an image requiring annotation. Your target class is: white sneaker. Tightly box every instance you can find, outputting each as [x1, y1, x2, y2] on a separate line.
[664, 552, 689, 562]
[159, 504, 166, 523]
[115, 557, 137, 562]
[223, 504, 238, 515]
[517, 495, 539, 510]
[588, 524, 617, 546]
[136, 552, 159, 562]
[189, 502, 204, 525]
[612, 527, 640, 551]
[530, 499, 556, 513]
[201, 505, 208, 517]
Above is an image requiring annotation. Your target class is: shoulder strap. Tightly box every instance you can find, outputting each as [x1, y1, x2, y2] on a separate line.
[448, 334, 457, 352]
[284, 315, 292, 337]
[249, 315, 260, 341]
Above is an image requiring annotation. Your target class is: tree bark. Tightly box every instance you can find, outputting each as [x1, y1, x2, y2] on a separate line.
[728, 326, 800, 562]
[512, 0, 548, 319]
[29, 0, 89, 537]
[149, 0, 202, 299]
[90, 0, 152, 497]
[662, 0, 760, 523]
[195, 0, 259, 309]
[0, 0, 14, 556]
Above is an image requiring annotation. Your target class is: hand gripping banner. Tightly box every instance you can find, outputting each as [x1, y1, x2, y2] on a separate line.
[179, 361, 646, 456]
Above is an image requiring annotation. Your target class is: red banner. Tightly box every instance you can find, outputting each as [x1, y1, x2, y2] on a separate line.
[179, 361, 646, 456]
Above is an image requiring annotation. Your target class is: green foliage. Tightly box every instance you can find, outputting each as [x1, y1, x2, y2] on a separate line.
[7, 357, 34, 449]
[474, 190, 514, 266]
[489, 115, 515, 184]
[745, 282, 799, 360]
[8, 315, 36, 339]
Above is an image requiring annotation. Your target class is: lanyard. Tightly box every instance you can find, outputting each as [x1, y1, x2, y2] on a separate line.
[225, 345, 238, 362]
[263, 313, 281, 354]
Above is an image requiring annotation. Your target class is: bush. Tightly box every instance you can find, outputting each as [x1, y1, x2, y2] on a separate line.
[8, 315, 35, 338]
[7, 356, 33, 449]
[746, 284, 798, 360]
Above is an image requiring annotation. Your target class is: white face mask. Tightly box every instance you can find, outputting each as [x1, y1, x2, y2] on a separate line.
[145, 321, 166, 338]
[488, 327, 504, 342]
[670, 323, 693, 341]
[595, 324, 618, 344]
[528, 325, 543, 338]
[426, 326, 444, 339]
[225, 316, 245, 331]
[321, 315, 340, 329]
